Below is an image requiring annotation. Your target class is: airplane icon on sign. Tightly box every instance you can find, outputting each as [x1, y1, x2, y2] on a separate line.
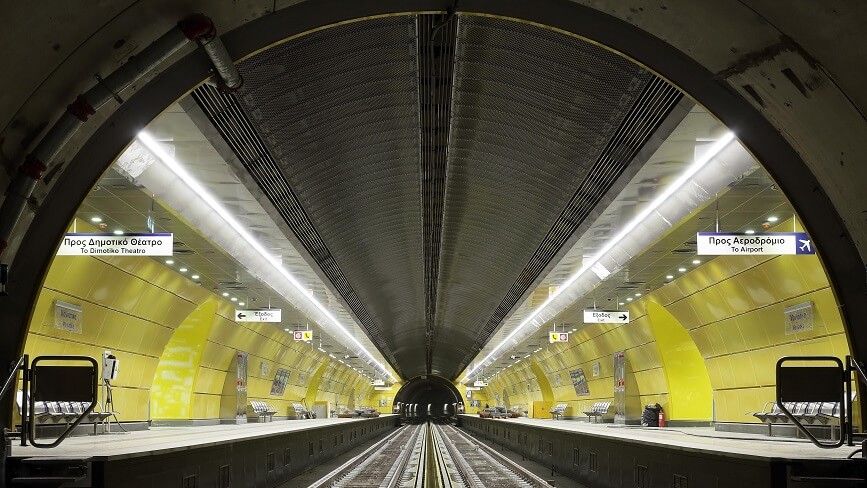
[799, 239, 812, 253]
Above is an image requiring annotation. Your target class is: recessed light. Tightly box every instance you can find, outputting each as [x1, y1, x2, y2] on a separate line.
[618, 302, 625, 306]
[222, 292, 229, 297]
[165, 259, 174, 265]
[90, 217, 103, 223]
[678, 267, 687, 272]
[634, 293, 641, 297]
[626, 297, 633, 302]
[692, 259, 701, 265]
[745, 229, 755, 234]
[239, 302, 245, 306]
[666, 275, 674, 280]
[113, 230, 124, 235]
[179, 267, 188, 273]
[191, 274, 200, 280]
[230, 297, 237, 302]
[284, 328, 290, 331]
[767, 216, 778, 222]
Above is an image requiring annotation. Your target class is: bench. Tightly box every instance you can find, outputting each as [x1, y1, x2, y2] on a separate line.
[289, 402, 311, 419]
[247, 401, 277, 422]
[551, 403, 568, 420]
[583, 401, 612, 423]
[751, 401, 842, 439]
[16, 391, 113, 435]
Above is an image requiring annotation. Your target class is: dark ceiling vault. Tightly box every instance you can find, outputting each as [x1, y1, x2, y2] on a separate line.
[192, 13, 681, 381]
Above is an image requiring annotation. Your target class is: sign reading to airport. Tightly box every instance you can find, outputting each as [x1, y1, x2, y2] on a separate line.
[549, 332, 569, 343]
[58, 233, 173, 256]
[235, 309, 282, 322]
[293, 330, 313, 341]
[583, 310, 630, 324]
[696, 232, 815, 255]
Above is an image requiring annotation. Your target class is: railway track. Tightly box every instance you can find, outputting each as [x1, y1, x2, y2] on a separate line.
[309, 422, 551, 487]
[308, 424, 425, 488]
[431, 423, 551, 487]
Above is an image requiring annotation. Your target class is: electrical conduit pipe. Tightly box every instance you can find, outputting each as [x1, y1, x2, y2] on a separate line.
[0, 14, 242, 256]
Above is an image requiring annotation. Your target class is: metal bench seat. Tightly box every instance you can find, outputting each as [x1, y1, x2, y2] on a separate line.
[583, 401, 611, 423]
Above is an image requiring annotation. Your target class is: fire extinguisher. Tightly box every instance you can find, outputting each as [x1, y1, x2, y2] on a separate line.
[658, 408, 665, 428]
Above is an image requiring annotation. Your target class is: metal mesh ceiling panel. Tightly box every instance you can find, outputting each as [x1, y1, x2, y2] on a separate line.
[434, 16, 676, 377]
[232, 17, 422, 377]
[193, 14, 681, 381]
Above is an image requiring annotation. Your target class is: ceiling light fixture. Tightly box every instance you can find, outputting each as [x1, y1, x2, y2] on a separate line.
[626, 297, 633, 302]
[238, 301, 245, 306]
[678, 267, 687, 272]
[767, 216, 778, 222]
[113, 230, 124, 235]
[191, 274, 200, 280]
[692, 259, 701, 265]
[165, 260, 174, 265]
[665, 275, 674, 280]
[231, 297, 238, 302]
[90, 217, 103, 223]
[179, 267, 188, 273]
[222, 292, 229, 297]
[745, 229, 755, 234]
[461, 132, 735, 383]
[137, 132, 396, 382]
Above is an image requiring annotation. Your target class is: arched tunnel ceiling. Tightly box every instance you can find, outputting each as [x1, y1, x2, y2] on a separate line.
[191, 13, 681, 380]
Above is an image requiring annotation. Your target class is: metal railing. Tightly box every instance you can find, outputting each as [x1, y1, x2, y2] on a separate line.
[1, 354, 29, 446]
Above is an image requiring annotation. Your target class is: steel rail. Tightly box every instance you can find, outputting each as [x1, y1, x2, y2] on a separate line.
[435, 423, 553, 487]
[308, 424, 419, 488]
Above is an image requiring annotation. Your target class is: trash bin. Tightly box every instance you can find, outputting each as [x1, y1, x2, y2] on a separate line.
[641, 403, 662, 427]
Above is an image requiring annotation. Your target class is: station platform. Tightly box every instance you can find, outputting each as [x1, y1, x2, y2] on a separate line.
[10, 415, 395, 461]
[493, 417, 856, 461]
[6, 415, 399, 487]
[459, 415, 865, 487]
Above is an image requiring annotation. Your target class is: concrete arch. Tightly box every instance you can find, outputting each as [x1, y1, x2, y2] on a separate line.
[2, 0, 866, 423]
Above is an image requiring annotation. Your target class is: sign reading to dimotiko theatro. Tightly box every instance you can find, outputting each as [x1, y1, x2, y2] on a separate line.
[58, 233, 173, 256]
[696, 232, 815, 255]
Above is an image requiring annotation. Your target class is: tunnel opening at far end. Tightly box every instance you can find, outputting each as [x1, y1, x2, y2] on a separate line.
[393, 376, 463, 422]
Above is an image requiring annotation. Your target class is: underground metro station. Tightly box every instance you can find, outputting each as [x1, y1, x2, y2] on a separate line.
[2, 2, 867, 487]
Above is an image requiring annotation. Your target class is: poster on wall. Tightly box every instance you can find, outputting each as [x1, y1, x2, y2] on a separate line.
[54, 300, 83, 334]
[570, 368, 590, 396]
[592, 362, 600, 377]
[784, 302, 813, 335]
[270, 368, 290, 396]
[470, 400, 481, 407]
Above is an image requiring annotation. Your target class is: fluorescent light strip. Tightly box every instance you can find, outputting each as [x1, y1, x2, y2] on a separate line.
[462, 132, 736, 382]
[137, 132, 395, 381]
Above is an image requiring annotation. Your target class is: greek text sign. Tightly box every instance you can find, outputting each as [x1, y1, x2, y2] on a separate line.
[583, 310, 630, 323]
[58, 233, 173, 256]
[54, 300, 82, 334]
[235, 309, 282, 322]
[697, 232, 815, 255]
[784, 302, 813, 335]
